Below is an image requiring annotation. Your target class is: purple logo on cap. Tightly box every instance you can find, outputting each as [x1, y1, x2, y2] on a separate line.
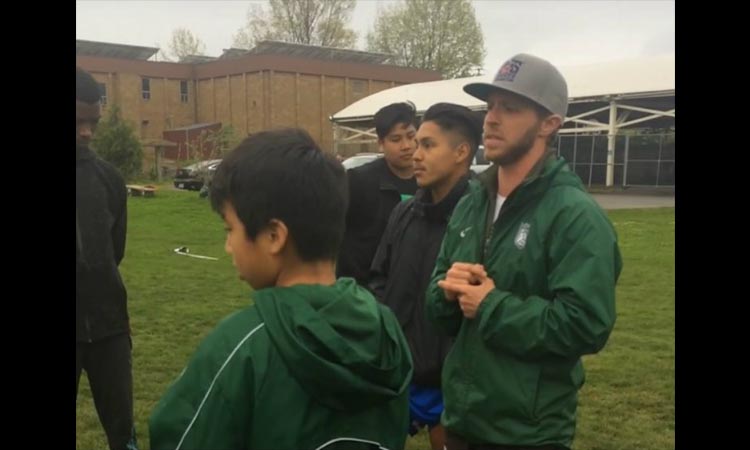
[495, 59, 523, 82]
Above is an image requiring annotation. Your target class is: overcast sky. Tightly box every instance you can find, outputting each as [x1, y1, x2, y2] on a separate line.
[76, 0, 674, 73]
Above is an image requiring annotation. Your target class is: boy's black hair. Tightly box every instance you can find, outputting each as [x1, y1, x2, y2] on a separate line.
[373, 101, 418, 140]
[210, 128, 348, 262]
[422, 102, 483, 161]
[76, 67, 101, 104]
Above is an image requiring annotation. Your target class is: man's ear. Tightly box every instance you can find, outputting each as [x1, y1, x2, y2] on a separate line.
[455, 141, 472, 165]
[539, 114, 563, 140]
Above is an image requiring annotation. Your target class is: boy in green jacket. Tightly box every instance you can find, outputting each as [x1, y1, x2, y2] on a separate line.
[150, 128, 413, 450]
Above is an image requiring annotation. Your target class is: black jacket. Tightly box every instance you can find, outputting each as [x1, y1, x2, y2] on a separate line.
[369, 174, 471, 387]
[76, 146, 129, 343]
[337, 158, 417, 286]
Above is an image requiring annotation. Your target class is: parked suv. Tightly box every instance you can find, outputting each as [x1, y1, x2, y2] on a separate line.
[174, 159, 222, 191]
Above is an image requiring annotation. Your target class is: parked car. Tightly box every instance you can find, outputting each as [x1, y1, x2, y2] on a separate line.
[471, 145, 491, 175]
[174, 159, 222, 191]
[340, 150, 490, 175]
[341, 153, 382, 170]
[198, 160, 223, 198]
[206, 160, 221, 180]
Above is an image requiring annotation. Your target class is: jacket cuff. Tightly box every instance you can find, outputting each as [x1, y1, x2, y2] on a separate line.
[477, 288, 511, 322]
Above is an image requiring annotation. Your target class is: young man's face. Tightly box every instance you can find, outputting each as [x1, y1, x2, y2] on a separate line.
[76, 100, 100, 151]
[380, 122, 417, 172]
[222, 202, 278, 289]
[482, 91, 543, 166]
[413, 120, 467, 190]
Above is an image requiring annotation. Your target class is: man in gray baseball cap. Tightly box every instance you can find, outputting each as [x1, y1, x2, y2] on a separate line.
[464, 53, 568, 168]
[425, 53, 622, 450]
[464, 53, 568, 117]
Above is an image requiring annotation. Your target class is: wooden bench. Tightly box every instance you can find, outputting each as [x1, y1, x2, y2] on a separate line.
[126, 184, 157, 197]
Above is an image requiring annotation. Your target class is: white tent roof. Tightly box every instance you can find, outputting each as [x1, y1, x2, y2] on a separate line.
[331, 54, 675, 123]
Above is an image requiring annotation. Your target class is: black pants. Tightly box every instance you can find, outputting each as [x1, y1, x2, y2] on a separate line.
[445, 430, 565, 450]
[76, 333, 138, 450]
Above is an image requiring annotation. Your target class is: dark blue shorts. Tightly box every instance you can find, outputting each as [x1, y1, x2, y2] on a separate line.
[408, 384, 443, 434]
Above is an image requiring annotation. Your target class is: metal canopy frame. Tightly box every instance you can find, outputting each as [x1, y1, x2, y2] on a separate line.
[332, 94, 675, 187]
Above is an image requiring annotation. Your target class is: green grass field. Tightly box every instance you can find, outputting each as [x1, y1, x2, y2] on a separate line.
[76, 187, 674, 450]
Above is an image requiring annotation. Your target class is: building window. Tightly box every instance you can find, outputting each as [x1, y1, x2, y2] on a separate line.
[98, 83, 107, 105]
[142, 78, 151, 100]
[180, 80, 188, 103]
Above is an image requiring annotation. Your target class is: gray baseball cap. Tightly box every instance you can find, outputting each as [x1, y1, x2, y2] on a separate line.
[464, 53, 569, 118]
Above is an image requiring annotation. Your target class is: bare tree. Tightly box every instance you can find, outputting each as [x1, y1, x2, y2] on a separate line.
[233, 0, 357, 49]
[152, 42, 172, 62]
[169, 28, 207, 61]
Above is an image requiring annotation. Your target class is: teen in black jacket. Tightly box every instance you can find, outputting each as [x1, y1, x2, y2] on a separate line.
[76, 67, 138, 450]
[336, 102, 419, 286]
[369, 103, 482, 450]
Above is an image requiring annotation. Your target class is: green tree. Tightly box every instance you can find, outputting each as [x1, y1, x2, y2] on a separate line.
[367, 0, 486, 78]
[91, 105, 143, 180]
[199, 125, 241, 160]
